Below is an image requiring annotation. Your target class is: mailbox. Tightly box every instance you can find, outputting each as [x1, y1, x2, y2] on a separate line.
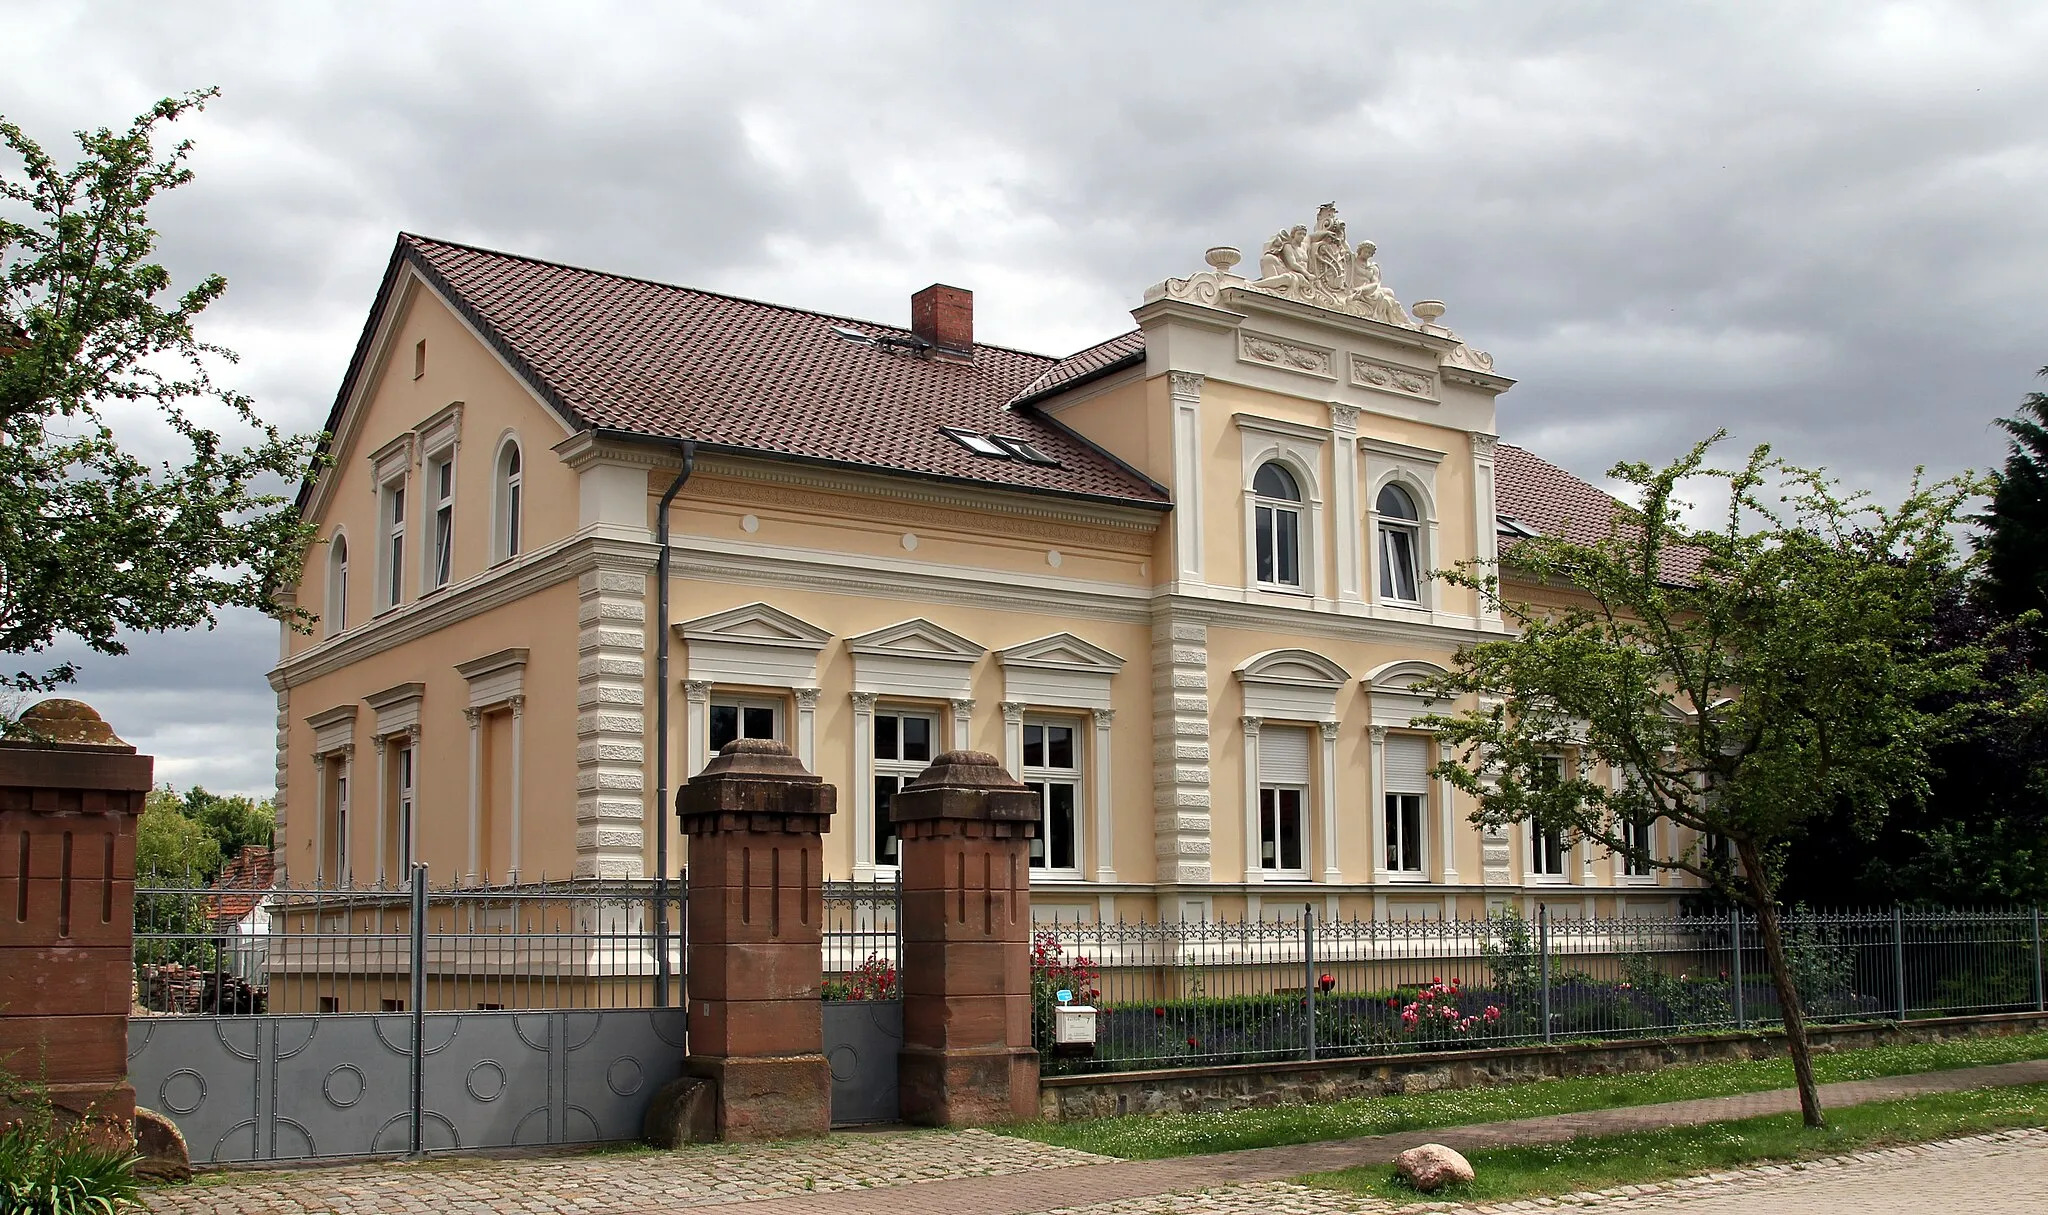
[1052, 1004, 1098, 1055]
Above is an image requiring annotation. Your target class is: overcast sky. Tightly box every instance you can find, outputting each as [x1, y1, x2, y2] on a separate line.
[8, 1, 2047, 795]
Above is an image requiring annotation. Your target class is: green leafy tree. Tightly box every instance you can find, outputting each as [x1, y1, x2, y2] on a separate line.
[1421, 435, 1985, 1127]
[0, 88, 319, 702]
[135, 787, 220, 885]
[1981, 366, 2048, 622]
[181, 785, 275, 859]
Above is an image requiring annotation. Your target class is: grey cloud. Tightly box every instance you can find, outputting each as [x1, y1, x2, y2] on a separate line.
[7, 0, 2047, 792]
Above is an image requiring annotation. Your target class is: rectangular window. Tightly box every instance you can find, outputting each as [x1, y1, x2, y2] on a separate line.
[1258, 724, 1311, 874]
[1255, 504, 1301, 587]
[1623, 814, 1655, 877]
[430, 457, 454, 589]
[397, 743, 415, 872]
[872, 709, 935, 867]
[1383, 734, 1429, 875]
[1531, 755, 1568, 878]
[382, 481, 406, 609]
[323, 761, 350, 887]
[709, 697, 780, 756]
[1379, 525, 1420, 602]
[1023, 720, 1080, 875]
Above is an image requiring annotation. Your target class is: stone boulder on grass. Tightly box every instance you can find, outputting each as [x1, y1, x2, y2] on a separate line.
[1395, 1143, 1474, 1192]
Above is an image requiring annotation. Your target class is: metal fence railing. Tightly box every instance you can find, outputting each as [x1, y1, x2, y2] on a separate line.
[134, 866, 909, 1016]
[135, 863, 689, 1014]
[1029, 904, 2048, 1074]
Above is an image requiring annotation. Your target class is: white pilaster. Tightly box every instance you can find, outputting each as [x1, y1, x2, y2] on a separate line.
[1472, 432, 1503, 628]
[1000, 701, 1027, 778]
[1092, 708, 1117, 883]
[1329, 403, 1363, 603]
[795, 686, 820, 771]
[950, 698, 975, 750]
[851, 691, 880, 882]
[1169, 372, 1205, 584]
[1318, 720, 1341, 883]
[1369, 725, 1389, 882]
[1241, 715, 1263, 884]
[683, 680, 712, 778]
[574, 560, 652, 880]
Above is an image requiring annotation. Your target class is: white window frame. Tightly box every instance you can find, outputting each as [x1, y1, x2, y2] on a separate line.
[1022, 716, 1083, 880]
[1236, 417, 1325, 600]
[1528, 754, 1571, 883]
[1622, 813, 1658, 881]
[708, 694, 783, 757]
[325, 531, 350, 637]
[426, 452, 455, 591]
[330, 761, 350, 887]
[1375, 482, 1425, 605]
[494, 433, 523, 564]
[395, 740, 415, 873]
[379, 475, 407, 612]
[1385, 791, 1426, 876]
[870, 705, 939, 871]
[1361, 439, 1444, 614]
[1258, 784, 1308, 878]
[1251, 462, 1305, 591]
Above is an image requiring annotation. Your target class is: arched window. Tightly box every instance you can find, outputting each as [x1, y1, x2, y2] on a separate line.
[495, 438, 523, 563]
[1377, 483, 1422, 603]
[1252, 461, 1303, 588]
[325, 533, 349, 636]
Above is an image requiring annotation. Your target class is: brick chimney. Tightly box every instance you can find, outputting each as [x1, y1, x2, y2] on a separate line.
[910, 284, 973, 353]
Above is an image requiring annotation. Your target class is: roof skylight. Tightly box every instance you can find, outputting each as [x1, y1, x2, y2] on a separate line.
[942, 427, 1010, 457]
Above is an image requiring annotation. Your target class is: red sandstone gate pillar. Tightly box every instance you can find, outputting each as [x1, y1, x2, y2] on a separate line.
[675, 739, 835, 1141]
[892, 750, 1040, 1126]
[0, 700, 152, 1130]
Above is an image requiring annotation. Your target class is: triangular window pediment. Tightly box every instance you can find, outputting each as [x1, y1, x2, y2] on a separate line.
[676, 602, 831, 649]
[998, 633, 1126, 673]
[847, 618, 983, 662]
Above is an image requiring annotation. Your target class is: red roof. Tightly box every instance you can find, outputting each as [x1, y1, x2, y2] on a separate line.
[207, 846, 277, 925]
[352, 236, 1172, 508]
[1011, 330, 1146, 405]
[1494, 443, 1706, 582]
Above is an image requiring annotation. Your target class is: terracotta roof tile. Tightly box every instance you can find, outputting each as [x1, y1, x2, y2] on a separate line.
[1010, 330, 1146, 405]
[396, 236, 1169, 507]
[206, 846, 277, 925]
[1494, 443, 1705, 582]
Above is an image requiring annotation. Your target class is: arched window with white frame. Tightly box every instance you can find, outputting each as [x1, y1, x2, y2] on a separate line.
[494, 436, 524, 563]
[1252, 461, 1304, 589]
[1377, 482, 1423, 603]
[325, 532, 349, 636]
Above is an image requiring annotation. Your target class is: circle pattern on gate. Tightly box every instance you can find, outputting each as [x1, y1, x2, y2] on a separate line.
[467, 1060, 507, 1102]
[829, 1045, 859, 1082]
[159, 1069, 206, 1115]
[324, 1064, 366, 1108]
[606, 1056, 644, 1096]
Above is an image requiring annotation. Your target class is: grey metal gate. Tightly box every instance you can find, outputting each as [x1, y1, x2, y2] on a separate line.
[822, 999, 901, 1125]
[128, 1009, 687, 1163]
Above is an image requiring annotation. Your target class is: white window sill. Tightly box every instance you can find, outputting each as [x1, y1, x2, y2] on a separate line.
[1525, 874, 1572, 886]
[1621, 874, 1660, 886]
[1258, 870, 1312, 882]
[1254, 582, 1311, 596]
[1029, 870, 1087, 883]
[1385, 871, 1431, 884]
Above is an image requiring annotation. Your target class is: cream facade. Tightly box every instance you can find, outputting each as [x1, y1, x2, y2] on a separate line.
[270, 208, 1692, 923]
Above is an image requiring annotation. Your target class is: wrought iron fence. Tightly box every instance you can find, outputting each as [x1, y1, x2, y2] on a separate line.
[822, 876, 902, 1000]
[134, 864, 688, 1014]
[1030, 904, 2048, 1074]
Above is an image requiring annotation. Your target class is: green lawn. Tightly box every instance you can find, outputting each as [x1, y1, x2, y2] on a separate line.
[1300, 1082, 2048, 1204]
[1001, 1029, 2048, 1159]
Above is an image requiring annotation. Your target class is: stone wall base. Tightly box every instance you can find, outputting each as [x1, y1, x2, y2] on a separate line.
[901, 1044, 1040, 1127]
[1038, 1010, 2048, 1121]
[684, 1053, 831, 1142]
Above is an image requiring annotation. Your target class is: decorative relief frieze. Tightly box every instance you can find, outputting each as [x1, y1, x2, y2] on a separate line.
[689, 475, 1156, 555]
[1350, 354, 1438, 401]
[1238, 331, 1333, 379]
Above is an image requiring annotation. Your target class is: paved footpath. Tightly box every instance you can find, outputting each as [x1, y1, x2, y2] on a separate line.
[147, 1058, 2048, 1215]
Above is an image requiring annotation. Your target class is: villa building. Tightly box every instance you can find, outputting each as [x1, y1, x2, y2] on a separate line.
[269, 204, 1689, 925]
